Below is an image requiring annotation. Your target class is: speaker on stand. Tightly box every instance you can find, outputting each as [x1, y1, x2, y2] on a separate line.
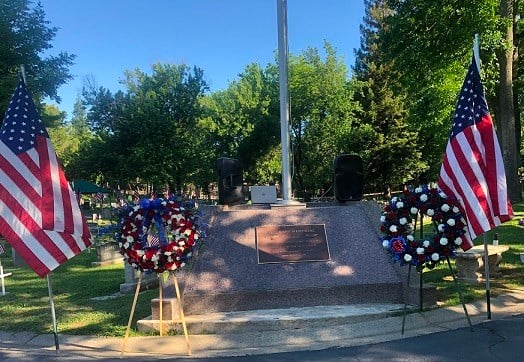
[217, 157, 244, 205]
[333, 154, 364, 202]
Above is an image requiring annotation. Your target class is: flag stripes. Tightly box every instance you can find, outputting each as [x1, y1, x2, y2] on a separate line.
[0, 80, 91, 277]
[438, 57, 513, 244]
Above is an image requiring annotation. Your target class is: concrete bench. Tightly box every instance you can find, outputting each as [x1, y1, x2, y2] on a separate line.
[455, 245, 509, 284]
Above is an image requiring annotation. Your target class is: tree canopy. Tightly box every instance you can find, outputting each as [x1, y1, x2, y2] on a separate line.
[3, 0, 522, 202]
[0, 0, 75, 112]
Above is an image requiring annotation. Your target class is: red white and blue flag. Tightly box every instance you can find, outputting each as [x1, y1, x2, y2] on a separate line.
[0, 80, 92, 277]
[439, 56, 513, 247]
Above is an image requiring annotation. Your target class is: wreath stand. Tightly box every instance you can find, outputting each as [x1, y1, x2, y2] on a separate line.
[120, 270, 191, 357]
[400, 211, 473, 334]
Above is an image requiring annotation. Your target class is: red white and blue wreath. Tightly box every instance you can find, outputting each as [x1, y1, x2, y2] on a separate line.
[117, 197, 202, 273]
[380, 185, 471, 270]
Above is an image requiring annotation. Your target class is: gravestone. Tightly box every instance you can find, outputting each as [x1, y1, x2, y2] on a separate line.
[174, 202, 431, 315]
[119, 263, 158, 293]
[92, 241, 123, 266]
[11, 249, 28, 268]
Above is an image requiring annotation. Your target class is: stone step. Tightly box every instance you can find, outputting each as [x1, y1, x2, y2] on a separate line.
[136, 302, 411, 334]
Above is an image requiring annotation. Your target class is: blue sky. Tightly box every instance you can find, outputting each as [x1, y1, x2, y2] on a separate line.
[41, 0, 365, 120]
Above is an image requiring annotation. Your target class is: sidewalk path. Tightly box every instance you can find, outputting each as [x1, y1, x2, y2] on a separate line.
[0, 289, 523, 361]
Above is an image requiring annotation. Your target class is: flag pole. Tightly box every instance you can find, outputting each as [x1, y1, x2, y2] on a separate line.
[46, 274, 60, 352]
[20, 64, 27, 84]
[473, 34, 492, 319]
[276, 0, 293, 203]
[473, 34, 481, 72]
[20, 64, 61, 351]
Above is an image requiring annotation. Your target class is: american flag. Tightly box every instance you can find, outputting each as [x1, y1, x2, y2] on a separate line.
[438, 56, 513, 247]
[0, 80, 92, 277]
[0, 243, 4, 255]
[95, 192, 103, 203]
[147, 233, 160, 247]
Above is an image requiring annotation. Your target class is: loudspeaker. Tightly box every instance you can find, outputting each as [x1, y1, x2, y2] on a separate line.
[333, 154, 364, 202]
[217, 157, 244, 205]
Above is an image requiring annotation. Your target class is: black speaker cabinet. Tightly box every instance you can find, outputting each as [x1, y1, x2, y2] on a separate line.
[217, 157, 244, 205]
[333, 154, 363, 202]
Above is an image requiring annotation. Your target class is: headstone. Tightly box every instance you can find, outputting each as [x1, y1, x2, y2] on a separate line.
[119, 263, 158, 293]
[11, 249, 28, 268]
[92, 241, 123, 266]
[100, 208, 112, 219]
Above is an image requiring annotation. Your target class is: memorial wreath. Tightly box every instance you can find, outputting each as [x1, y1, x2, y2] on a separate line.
[117, 197, 201, 273]
[380, 185, 470, 270]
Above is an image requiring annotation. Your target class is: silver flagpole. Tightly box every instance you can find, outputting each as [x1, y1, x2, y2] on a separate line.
[20, 65, 60, 351]
[473, 34, 491, 319]
[276, 0, 292, 202]
[47, 274, 60, 352]
[20, 64, 27, 84]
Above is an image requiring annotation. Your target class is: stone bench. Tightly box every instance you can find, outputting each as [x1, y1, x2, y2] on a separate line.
[455, 245, 509, 284]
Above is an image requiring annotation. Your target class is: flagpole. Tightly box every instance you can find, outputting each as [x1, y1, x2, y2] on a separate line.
[20, 64, 61, 350]
[473, 34, 481, 72]
[277, 0, 293, 203]
[19, 64, 27, 84]
[473, 35, 492, 319]
[46, 274, 60, 352]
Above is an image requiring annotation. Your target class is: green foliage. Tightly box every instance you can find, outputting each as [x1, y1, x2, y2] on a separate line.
[79, 63, 209, 191]
[200, 63, 280, 185]
[382, 0, 521, 200]
[286, 43, 358, 197]
[0, 0, 75, 112]
[353, 0, 426, 191]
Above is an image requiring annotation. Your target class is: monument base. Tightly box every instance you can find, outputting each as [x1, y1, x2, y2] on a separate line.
[179, 202, 433, 314]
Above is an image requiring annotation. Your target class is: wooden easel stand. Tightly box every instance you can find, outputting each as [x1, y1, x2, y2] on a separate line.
[120, 270, 191, 357]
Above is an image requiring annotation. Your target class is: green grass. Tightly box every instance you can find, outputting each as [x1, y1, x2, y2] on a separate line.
[0, 249, 157, 336]
[422, 201, 524, 306]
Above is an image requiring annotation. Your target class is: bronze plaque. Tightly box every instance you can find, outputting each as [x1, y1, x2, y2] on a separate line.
[256, 224, 330, 264]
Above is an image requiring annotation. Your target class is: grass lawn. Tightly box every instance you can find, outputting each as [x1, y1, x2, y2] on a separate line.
[0, 202, 522, 337]
[423, 201, 524, 306]
[0, 246, 158, 336]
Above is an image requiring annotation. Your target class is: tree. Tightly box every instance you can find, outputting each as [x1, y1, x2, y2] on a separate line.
[121, 63, 209, 192]
[200, 63, 281, 185]
[0, 0, 75, 113]
[70, 96, 91, 137]
[200, 44, 359, 198]
[286, 43, 358, 197]
[382, 0, 522, 202]
[79, 64, 210, 192]
[352, 0, 425, 191]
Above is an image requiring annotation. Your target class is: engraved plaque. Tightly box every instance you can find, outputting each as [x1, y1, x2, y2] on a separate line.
[256, 224, 330, 264]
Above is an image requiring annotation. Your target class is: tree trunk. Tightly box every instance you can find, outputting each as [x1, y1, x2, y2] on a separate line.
[497, 0, 522, 202]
